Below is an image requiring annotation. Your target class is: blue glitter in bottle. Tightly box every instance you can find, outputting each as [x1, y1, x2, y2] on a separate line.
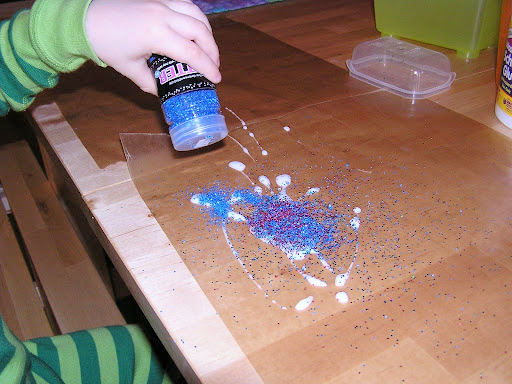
[148, 55, 228, 151]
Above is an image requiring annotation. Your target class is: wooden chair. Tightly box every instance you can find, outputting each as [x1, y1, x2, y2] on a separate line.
[0, 141, 125, 340]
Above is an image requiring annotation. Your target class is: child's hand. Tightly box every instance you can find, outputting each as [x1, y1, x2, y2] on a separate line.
[85, 0, 221, 95]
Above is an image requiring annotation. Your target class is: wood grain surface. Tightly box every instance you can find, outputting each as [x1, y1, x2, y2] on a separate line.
[22, 0, 512, 383]
[120, 89, 512, 384]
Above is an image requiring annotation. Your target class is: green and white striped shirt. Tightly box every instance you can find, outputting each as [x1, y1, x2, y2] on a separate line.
[1, 315, 172, 384]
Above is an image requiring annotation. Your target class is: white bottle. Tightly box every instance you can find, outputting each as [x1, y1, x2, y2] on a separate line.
[495, 20, 512, 129]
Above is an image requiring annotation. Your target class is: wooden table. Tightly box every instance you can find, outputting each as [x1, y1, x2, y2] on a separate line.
[19, 0, 512, 383]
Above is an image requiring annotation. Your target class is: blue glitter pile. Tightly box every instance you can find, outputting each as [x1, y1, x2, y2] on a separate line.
[249, 198, 340, 253]
[195, 186, 233, 223]
[162, 89, 220, 128]
[194, 185, 350, 255]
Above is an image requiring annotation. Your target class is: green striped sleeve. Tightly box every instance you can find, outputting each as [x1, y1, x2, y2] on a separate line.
[24, 335, 66, 384]
[0, 15, 42, 113]
[24, 335, 63, 383]
[29, 356, 63, 384]
[90, 327, 119, 384]
[2, 314, 173, 383]
[128, 326, 153, 383]
[0, 315, 30, 384]
[26, 324, 172, 384]
[127, 325, 169, 384]
[0, 99, 8, 115]
[107, 326, 136, 384]
[45, 334, 81, 384]
[0, 0, 106, 116]
[69, 331, 101, 384]
[29, 0, 104, 74]
[9, 9, 58, 88]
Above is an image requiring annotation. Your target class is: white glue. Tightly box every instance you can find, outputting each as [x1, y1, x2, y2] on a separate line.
[496, 18, 512, 129]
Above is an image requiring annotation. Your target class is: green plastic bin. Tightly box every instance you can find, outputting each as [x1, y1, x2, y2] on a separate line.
[374, 0, 502, 58]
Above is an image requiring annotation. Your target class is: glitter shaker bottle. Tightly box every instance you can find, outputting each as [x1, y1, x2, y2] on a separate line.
[148, 54, 228, 151]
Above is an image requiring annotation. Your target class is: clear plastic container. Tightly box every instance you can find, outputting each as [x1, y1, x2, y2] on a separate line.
[346, 37, 456, 101]
[374, 0, 502, 59]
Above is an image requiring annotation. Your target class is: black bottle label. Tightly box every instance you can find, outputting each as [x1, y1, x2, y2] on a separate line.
[148, 54, 216, 103]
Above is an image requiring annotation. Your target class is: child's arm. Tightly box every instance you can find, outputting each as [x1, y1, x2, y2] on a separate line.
[0, 0, 221, 116]
[0, 0, 104, 115]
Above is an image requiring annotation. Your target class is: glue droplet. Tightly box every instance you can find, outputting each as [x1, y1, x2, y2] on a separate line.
[258, 175, 271, 189]
[303, 274, 327, 287]
[350, 217, 360, 231]
[336, 272, 350, 287]
[229, 161, 246, 172]
[336, 292, 349, 304]
[276, 174, 291, 188]
[306, 188, 320, 196]
[295, 296, 314, 311]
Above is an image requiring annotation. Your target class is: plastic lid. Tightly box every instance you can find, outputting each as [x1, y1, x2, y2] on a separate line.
[347, 37, 456, 100]
[169, 114, 228, 151]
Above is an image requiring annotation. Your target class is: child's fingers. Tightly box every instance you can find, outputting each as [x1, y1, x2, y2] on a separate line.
[127, 62, 159, 95]
[152, 30, 221, 83]
[159, 0, 213, 33]
[160, 14, 220, 66]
